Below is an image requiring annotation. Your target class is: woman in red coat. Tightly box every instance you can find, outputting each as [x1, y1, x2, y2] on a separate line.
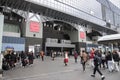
[90, 48, 95, 67]
[64, 51, 69, 66]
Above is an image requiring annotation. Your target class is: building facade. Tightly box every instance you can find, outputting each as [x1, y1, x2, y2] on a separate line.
[0, 0, 120, 54]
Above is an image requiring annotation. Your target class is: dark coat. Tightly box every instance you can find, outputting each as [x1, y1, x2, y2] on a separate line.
[94, 55, 101, 66]
[113, 53, 119, 62]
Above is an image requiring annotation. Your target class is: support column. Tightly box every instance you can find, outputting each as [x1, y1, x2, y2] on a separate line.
[45, 45, 47, 56]
[111, 43, 113, 52]
[0, 14, 4, 79]
[61, 47, 63, 52]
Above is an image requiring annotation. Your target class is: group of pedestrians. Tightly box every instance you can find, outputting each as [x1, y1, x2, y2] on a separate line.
[89, 48, 120, 80]
[21, 51, 35, 67]
[89, 49, 120, 72]
[2, 51, 35, 70]
[2, 48, 120, 80]
[64, 48, 120, 80]
[3, 51, 17, 70]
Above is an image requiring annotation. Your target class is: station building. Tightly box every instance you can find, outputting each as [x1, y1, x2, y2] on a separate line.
[0, 0, 120, 55]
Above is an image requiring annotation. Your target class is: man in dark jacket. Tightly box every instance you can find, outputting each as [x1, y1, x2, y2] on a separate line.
[113, 51, 119, 71]
[20, 51, 27, 67]
[91, 50, 105, 80]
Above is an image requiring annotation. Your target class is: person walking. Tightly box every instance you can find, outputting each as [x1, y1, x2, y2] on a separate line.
[10, 51, 16, 68]
[89, 48, 95, 67]
[106, 51, 113, 72]
[101, 52, 106, 69]
[81, 50, 88, 71]
[20, 51, 27, 67]
[64, 51, 69, 66]
[28, 51, 34, 65]
[91, 50, 105, 80]
[74, 51, 78, 63]
[40, 51, 44, 61]
[113, 50, 119, 72]
[51, 51, 55, 61]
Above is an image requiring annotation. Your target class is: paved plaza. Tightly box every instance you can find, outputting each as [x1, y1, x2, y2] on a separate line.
[3, 56, 120, 80]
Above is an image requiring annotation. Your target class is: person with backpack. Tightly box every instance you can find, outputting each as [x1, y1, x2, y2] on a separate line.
[91, 50, 105, 80]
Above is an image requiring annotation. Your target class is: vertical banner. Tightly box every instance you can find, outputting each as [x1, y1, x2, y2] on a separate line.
[78, 25, 86, 42]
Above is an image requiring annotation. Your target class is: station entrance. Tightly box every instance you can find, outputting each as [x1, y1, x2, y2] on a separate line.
[43, 20, 76, 56]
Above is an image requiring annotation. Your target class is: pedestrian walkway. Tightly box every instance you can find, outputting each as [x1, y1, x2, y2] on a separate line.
[3, 56, 120, 80]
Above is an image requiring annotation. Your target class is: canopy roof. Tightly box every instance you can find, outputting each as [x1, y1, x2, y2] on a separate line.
[98, 34, 120, 42]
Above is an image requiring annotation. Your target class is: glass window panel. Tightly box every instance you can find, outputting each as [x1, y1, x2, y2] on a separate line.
[114, 14, 120, 28]
[3, 23, 19, 33]
[105, 7, 114, 24]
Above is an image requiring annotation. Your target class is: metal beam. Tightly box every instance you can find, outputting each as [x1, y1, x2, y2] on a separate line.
[9, 0, 18, 10]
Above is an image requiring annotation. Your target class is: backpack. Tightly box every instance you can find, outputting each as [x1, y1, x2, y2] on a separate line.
[94, 55, 102, 65]
[96, 55, 102, 64]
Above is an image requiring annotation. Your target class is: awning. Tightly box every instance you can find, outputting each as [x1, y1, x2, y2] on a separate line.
[87, 30, 102, 37]
[98, 34, 120, 42]
[45, 43, 75, 48]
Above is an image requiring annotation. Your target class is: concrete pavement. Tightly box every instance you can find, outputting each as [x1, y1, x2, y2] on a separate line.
[3, 56, 120, 80]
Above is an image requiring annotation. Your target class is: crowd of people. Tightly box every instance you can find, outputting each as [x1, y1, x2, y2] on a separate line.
[2, 51, 35, 70]
[80, 48, 120, 80]
[63, 48, 120, 80]
[2, 48, 120, 80]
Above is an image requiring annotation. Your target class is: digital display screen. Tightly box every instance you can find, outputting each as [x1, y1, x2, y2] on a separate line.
[30, 21, 40, 32]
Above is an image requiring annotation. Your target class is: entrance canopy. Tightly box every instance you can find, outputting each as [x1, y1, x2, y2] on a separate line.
[45, 43, 75, 48]
[98, 34, 120, 43]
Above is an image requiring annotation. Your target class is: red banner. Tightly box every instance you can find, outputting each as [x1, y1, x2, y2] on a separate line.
[30, 21, 40, 32]
[80, 31, 85, 39]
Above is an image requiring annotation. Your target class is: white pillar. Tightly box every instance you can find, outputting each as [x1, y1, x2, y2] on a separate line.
[111, 43, 113, 52]
[0, 14, 4, 78]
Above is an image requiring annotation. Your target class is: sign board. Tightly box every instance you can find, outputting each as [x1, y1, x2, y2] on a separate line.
[80, 31, 85, 39]
[30, 21, 40, 32]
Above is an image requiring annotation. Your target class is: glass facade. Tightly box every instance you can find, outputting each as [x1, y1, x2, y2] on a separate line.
[97, 0, 120, 29]
[114, 13, 120, 27]
[28, 0, 120, 31]
[3, 23, 20, 33]
[29, 0, 106, 27]
[31, 0, 102, 18]
[105, 7, 114, 25]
